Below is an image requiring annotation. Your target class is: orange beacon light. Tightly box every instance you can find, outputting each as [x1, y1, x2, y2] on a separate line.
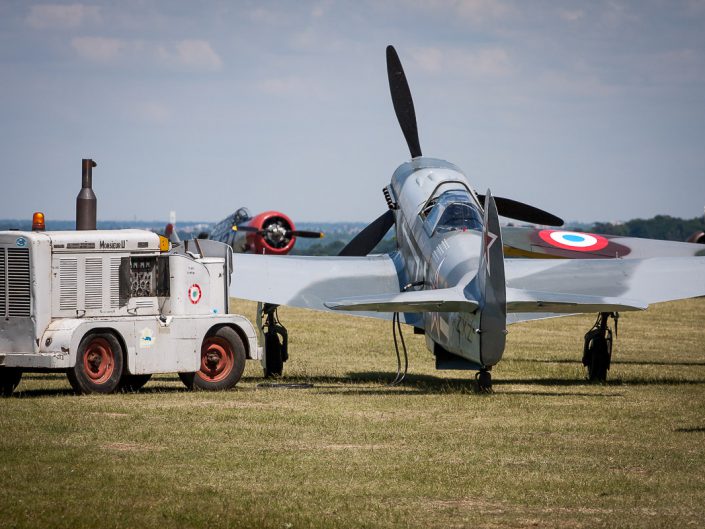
[32, 212, 46, 231]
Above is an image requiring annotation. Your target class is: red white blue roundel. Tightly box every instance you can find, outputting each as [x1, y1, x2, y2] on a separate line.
[538, 230, 609, 252]
[188, 284, 202, 304]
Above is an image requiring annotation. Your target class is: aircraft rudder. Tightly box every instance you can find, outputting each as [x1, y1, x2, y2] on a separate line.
[478, 190, 507, 366]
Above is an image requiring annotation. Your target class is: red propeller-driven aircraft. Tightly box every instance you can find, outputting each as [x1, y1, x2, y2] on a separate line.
[165, 207, 323, 255]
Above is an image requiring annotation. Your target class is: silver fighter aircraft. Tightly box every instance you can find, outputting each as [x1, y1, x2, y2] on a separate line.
[231, 46, 705, 390]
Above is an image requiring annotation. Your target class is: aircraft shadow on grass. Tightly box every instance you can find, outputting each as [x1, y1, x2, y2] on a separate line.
[513, 358, 705, 367]
[13, 370, 705, 399]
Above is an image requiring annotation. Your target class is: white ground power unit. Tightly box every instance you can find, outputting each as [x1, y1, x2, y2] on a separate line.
[0, 229, 261, 395]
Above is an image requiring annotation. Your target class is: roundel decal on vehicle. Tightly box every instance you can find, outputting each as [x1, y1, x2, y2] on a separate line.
[188, 284, 202, 304]
[538, 230, 609, 252]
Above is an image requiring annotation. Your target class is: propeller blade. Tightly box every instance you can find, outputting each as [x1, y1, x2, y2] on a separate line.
[386, 45, 422, 159]
[289, 230, 324, 238]
[338, 210, 395, 256]
[476, 194, 564, 227]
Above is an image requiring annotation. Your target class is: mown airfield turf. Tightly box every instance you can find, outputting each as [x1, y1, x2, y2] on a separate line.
[1, 298, 704, 529]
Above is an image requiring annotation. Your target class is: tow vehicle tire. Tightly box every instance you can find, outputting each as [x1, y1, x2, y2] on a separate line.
[0, 368, 22, 397]
[179, 327, 246, 391]
[119, 373, 152, 392]
[68, 332, 124, 394]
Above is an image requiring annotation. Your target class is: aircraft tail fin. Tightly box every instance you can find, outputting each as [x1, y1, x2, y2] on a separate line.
[470, 190, 507, 366]
[164, 223, 181, 244]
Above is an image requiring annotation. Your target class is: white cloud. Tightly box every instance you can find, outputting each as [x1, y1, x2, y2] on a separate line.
[249, 7, 291, 26]
[413, 47, 444, 73]
[27, 3, 100, 29]
[559, 8, 584, 22]
[455, 0, 512, 22]
[537, 71, 616, 97]
[412, 47, 513, 77]
[71, 37, 125, 62]
[399, 0, 512, 22]
[135, 102, 172, 124]
[311, 1, 332, 18]
[259, 76, 322, 97]
[158, 40, 223, 72]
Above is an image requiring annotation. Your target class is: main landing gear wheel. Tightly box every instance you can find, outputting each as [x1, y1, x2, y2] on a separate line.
[583, 312, 616, 382]
[476, 369, 493, 393]
[0, 368, 22, 397]
[68, 333, 124, 394]
[265, 331, 284, 378]
[262, 304, 288, 378]
[179, 327, 246, 391]
[119, 373, 152, 392]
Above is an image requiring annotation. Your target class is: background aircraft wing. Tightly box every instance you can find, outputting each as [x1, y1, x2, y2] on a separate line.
[502, 226, 705, 259]
[231, 252, 421, 323]
[505, 256, 705, 310]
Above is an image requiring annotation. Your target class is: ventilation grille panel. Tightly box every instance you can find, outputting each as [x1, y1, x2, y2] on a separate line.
[2, 248, 31, 317]
[0, 250, 5, 316]
[110, 258, 120, 309]
[84, 258, 103, 309]
[59, 258, 78, 311]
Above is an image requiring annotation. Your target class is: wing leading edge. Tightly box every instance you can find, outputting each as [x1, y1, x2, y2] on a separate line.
[231, 252, 419, 323]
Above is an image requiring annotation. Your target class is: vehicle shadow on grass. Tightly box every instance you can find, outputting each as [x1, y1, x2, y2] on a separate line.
[11, 381, 191, 399]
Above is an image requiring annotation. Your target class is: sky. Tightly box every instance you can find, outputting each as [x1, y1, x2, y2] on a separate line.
[1, 0, 705, 225]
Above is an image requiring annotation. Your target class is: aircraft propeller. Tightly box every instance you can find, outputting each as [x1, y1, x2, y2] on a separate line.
[338, 210, 395, 257]
[387, 45, 422, 159]
[476, 195, 563, 227]
[340, 46, 565, 257]
[233, 224, 323, 240]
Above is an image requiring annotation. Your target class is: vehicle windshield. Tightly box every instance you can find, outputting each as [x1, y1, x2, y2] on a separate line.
[423, 190, 483, 235]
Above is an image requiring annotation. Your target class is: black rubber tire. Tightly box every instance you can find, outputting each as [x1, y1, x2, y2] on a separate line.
[264, 331, 284, 378]
[475, 370, 493, 393]
[179, 327, 246, 391]
[119, 373, 152, 392]
[68, 332, 124, 394]
[587, 335, 610, 382]
[0, 368, 22, 397]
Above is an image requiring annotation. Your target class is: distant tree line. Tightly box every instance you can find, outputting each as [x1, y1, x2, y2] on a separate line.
[587, 215, 704, 242]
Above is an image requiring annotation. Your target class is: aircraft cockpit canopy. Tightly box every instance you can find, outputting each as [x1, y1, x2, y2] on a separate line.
[422, 189, 483, 235]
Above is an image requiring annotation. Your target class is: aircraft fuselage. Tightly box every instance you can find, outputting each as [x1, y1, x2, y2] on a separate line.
[389, 157, 501, 368]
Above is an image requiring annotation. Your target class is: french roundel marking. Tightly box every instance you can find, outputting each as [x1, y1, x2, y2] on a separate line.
[538, 230, 609, 252]
[188, 284, 202, 304]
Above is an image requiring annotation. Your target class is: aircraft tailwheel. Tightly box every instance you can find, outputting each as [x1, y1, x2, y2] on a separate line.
[583, 312, 616, 382]
[475, 369, 493, 393]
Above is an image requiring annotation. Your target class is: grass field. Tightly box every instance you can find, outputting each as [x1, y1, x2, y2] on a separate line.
[1, 298, 704, 528]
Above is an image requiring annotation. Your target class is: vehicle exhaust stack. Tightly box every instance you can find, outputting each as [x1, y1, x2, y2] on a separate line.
[76, 158, 97, 230]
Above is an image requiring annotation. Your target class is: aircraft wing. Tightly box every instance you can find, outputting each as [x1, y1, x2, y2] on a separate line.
[231, 252, 420, 323]
[502, 226, 705, 260]
[505, 256, 705, 311]
[324, 288, 478, 313]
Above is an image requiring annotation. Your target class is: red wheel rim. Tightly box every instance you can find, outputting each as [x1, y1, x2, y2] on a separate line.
[197, 336, 234, 382]
[82, 337, 115, 384]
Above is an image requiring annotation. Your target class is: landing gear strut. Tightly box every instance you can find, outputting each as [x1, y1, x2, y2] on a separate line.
[476, 368, 492, 393]
[583, 312, 618, 382]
